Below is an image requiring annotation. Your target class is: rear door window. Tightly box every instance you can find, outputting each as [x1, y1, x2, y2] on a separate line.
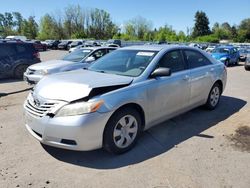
[183, 50, 212, 69]
[0, 44, 16, 58]
[16, 44, 27, 53]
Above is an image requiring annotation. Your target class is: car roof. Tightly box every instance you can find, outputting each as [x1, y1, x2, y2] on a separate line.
[120, 45, 197, 52]
[218, 46, 234, 49]
[79, 46, 117, 50]
[121, 45, 175, 51]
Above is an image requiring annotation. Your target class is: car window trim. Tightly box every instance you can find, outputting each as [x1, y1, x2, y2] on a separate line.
[182, 49, 212, 69]
[152, 49, 188, 74]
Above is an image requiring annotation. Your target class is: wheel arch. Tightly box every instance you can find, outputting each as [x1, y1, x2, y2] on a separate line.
[214, 79, 223, 94]
[110, 103, 145, 130]
[102, 102, 146, 143]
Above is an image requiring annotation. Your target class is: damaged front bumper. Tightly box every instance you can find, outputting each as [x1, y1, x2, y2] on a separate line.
[24, 109, 113, 151]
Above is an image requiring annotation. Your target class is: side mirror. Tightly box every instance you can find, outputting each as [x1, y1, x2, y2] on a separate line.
[150, 67, 171, 78]
[85, 56, 95, 62]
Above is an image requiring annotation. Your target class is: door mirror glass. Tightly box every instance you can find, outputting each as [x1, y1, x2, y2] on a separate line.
[151, 67, 171, 78]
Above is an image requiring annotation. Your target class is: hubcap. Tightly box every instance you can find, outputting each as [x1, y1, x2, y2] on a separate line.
[210, 86, 220, 107]
[113, 115, 138, 148]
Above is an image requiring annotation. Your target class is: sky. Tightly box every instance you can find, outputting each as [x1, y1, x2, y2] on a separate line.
[0, 0, 250, 33]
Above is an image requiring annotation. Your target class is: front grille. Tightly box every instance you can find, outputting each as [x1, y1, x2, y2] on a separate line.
[25, 94, 59, 118]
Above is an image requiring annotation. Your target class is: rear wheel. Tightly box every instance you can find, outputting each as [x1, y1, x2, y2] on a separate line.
[235, 58, 239, 66]
[103, 108, 142, 154]
[14, 64, 28, 79]
[205, 83, 221, 110]
[225, 59, 229, 67]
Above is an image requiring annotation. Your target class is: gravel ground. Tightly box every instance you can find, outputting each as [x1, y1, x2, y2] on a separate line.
[0, 50, 250, 188]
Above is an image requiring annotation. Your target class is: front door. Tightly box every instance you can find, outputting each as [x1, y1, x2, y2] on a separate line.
[146, 50, 190, 126]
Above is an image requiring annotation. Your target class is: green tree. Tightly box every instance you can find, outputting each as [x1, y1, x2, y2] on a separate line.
[0, 12, 15, 36]
[21, 16, 38, 39]
[38, 14, 58, 40]
[238, 18, 250, 42]
[12, 12, 23, 34]
[192, 11, 211, 38]
[124, 16, 152, 40]
[177, 31, 186, 42]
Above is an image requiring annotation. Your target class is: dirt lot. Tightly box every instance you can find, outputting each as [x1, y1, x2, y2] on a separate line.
[0, 50, 250, 188]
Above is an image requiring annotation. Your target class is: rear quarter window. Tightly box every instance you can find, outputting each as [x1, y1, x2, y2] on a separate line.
[16, 44, 36, 54]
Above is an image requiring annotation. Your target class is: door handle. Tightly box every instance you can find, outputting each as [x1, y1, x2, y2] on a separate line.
[183, 75, 189, 81]
[210, 68, 215, 72]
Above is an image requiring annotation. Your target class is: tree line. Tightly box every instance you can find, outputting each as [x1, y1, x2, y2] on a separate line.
[0, 5, 249, 43]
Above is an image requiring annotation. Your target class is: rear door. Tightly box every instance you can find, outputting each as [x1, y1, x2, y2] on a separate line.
[183, 49, 214, 107]
[0, 44, 16, 77]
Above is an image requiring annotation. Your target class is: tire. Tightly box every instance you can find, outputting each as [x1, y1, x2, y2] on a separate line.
[103, 107, 142, 154]
[235, 58, 239, 66]
[245, 65, 250, 71]
[14, 64, 29, 79]
[205, 83, 222, 110]
[225, 59, 229, 67]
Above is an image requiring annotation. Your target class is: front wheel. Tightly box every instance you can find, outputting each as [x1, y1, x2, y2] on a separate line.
[103, 108, 142, 154]
[205, 83, 222, 110]
[225, 59, 229, 67]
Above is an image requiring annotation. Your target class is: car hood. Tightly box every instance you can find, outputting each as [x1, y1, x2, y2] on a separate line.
[211, 53, 228, 60]
[29, 60, 74, 70]
[34, 69, 133, 102]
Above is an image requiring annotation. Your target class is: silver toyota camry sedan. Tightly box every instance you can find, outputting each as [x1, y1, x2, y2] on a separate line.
[24, 45, 227, 154]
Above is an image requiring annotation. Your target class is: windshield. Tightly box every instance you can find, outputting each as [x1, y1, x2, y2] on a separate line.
[88, 50, 157, 77]
[62, 49, 92, 62]
[212, 48, 230, 54]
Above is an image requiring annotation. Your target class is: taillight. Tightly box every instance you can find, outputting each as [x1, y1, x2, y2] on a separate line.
[33, 52, 40, 59]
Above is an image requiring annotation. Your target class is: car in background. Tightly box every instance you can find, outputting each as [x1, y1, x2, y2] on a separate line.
[24, 47, 117, 84]
[27, 40, 47, 51]
[189, 43, 201, 49]
[106, 39, 122, 47]
[245, 54, 250, 71]
[69, 43, 96, 53]
[205, 45, 216, 53]
[68, 40, 84, 48]
[0, 41, 40, 79]
[211, 46, 240, 66]
[23, 45, 226, 154]
[41, 40, 53, 45]
[85, 40, 100, 47]
[239, 49, 249, 62]
[6, 35, 27, 41]
[58, 40, 73, 50]
[47, 40, 61, 49]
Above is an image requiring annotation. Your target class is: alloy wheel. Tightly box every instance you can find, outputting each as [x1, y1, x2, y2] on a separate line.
[210, 86, 220, 107]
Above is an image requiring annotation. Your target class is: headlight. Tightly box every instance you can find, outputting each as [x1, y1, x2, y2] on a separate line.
[220, 57, 227, 61]
[55, 100, 104, 117]
[36, 69, 48, 75]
